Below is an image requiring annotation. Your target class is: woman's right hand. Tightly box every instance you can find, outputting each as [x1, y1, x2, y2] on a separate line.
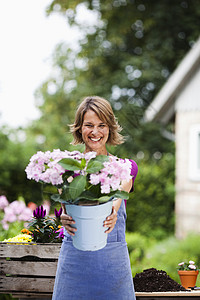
[61, 203, 77, 236]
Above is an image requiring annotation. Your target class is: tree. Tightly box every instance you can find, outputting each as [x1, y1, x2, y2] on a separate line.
[32, 0, 199, 155]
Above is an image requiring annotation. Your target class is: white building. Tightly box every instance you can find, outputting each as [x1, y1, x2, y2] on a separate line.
[144, 37, 200, 238]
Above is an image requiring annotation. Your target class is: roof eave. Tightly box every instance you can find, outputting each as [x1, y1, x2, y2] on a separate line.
[144, 36, 200, 124]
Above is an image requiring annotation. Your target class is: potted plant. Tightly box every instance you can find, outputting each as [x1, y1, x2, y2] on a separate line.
[25, 149, 133, 251]
[177, 260, 199, 289]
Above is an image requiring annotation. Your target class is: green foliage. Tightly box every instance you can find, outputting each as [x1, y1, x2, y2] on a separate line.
[126, 153, 175, 238]
[46, 0, 200, 109]
[126, 231, 155, 259]
[0, 219, 25, 242]
[32, 0, 199, 158]
[128, 233, 200, 286]
[0, 127, 43, 204]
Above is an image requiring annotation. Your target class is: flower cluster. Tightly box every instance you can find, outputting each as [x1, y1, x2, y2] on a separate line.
[0, 196, 32, 230]
[90, 158, 132, 194]
[3, 232, 33, 243]
[177, 260, 199, 271]
[25, 149, 85, 185]
[25, 150, 133, 205]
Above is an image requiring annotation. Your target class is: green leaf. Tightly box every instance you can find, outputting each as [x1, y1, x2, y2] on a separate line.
[94, 155, 110, 163]
[58, 158, 82, 171]
[111, 190, 129, 200]
[51, 194, 62, 202]
[69, 175, 86, 200]
[98, 196, 111, 203]
[80, 158, 86, 169]
[86, 161, 103, 173]
[74, 190, 99, 202]
[86, 155, 109, 173]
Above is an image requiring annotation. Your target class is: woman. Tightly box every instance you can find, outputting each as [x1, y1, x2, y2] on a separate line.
[52, 96, 138, 300]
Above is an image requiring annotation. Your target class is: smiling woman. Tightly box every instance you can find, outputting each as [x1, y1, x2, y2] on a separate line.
[81, 110, 110, 155]
[52, 95, 138, 300]
[70, 96, 125, 147]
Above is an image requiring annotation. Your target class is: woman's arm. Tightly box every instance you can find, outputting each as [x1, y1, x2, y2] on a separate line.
[60, 204, 77, 236]
[103, 178, 133, 233]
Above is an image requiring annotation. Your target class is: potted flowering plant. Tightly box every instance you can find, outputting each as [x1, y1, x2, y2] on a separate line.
[25, 149, 133, 251]
[177, 260, 199, 289]
[3, 205, 64, 243]
[25, 149, 132, 205]
[27, 205, 63, 243]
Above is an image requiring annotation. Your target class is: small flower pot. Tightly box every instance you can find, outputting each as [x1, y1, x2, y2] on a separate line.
[178, 270, 199, 289]
[64, 200, 113, 251]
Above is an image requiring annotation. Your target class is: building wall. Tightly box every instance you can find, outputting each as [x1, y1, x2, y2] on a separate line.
[175, 111, 200, 238]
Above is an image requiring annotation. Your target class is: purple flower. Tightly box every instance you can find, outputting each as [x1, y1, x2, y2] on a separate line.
[33, 205, 46, 218]
[54, 207, 62, 218]
[56, 227, 64, 239]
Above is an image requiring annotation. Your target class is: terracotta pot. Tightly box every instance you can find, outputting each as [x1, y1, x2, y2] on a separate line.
[178, 270, 199, 289]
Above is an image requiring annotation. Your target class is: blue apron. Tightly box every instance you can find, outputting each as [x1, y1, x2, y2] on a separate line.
[52, 200, 136, 300]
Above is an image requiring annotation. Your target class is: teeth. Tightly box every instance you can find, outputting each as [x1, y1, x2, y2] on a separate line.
[90, 137, 101, 142]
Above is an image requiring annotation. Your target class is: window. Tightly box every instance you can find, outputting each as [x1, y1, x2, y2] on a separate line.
[189, 124, 200, 181]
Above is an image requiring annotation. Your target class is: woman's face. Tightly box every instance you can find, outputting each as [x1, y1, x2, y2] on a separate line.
[81, 109, 109, 155]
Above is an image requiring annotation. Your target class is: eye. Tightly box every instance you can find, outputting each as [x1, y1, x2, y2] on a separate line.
[99, 124, 105, 128]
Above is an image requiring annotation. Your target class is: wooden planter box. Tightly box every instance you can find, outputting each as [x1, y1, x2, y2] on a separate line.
[0, 242, 61, 299]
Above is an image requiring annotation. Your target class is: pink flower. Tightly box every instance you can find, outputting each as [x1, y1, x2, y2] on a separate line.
[0, 195, 9, 209]
[18, 207, 32, 221]
[188, 264, 196, 270]
[3, 207, 17, 222]
[101, 184, 110, 194]
[2, 200, 32, 230]
[90, 174, 100, 185]
[85, 151, 97, 161]
[90, 156, 132, 194]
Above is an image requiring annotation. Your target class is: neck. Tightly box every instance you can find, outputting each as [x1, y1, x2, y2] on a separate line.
[84, 147, 108, 156]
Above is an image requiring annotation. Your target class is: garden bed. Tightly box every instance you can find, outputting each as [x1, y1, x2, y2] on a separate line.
[0, 242, 61, 299]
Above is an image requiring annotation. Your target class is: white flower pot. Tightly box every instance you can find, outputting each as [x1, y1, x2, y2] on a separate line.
[65, 200, 113, 251]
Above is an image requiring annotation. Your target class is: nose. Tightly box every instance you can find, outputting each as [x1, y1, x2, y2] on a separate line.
[91, 126, 98, 135]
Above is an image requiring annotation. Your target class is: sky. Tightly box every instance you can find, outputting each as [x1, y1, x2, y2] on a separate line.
[0, 0, 82, 128]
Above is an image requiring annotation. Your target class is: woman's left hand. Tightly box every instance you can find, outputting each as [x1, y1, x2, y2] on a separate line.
[104, 205, 117, 233]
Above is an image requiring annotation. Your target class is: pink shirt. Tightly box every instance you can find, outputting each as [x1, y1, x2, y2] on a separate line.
[124, 159, 138, 207]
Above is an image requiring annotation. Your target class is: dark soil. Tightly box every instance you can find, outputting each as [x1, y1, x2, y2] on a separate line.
[133, 268, 187, 292]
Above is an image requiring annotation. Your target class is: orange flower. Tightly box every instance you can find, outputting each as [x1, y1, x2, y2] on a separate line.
[28, 202, 37, 211]
[21, 228, 32, 235]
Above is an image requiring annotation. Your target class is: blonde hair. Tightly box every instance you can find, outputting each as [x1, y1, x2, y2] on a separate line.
[70, 96, 124, 145]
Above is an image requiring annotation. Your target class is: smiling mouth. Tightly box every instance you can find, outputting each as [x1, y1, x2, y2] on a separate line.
[89, 137, 102, 142]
